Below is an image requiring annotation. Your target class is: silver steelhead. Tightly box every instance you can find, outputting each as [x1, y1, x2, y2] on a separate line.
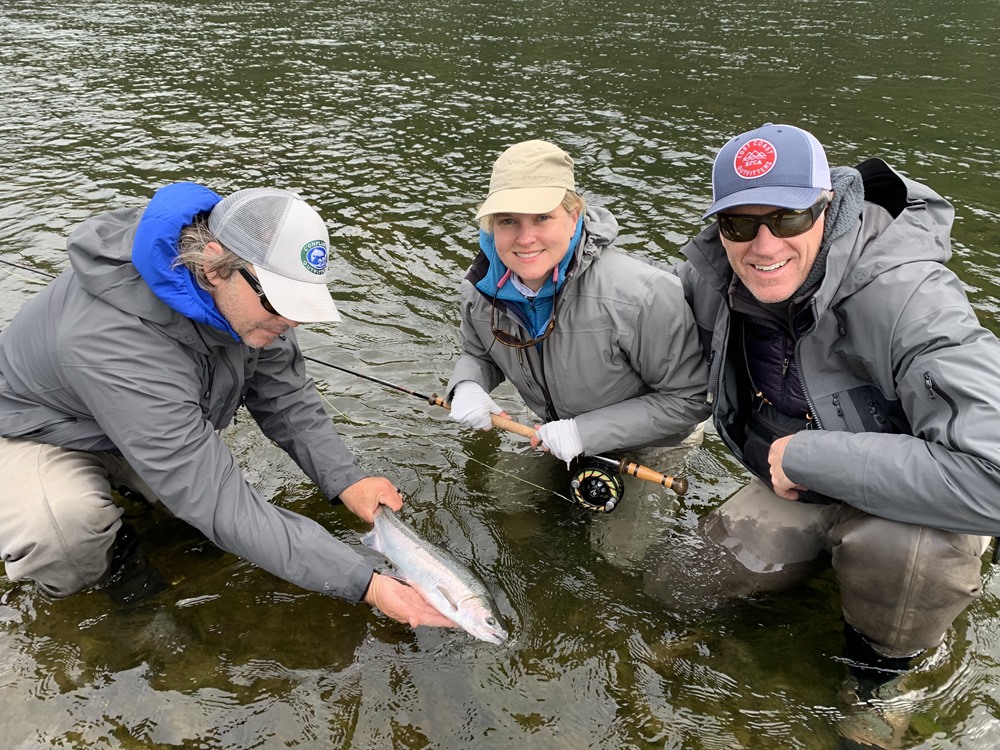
[361, 507, 508, 645]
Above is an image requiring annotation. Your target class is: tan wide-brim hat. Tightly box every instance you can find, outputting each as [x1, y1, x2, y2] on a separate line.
[475, 140, 575, 220]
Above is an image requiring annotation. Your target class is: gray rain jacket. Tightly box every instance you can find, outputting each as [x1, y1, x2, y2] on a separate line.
[0, 184, 376, 600]
[448, 206, 710, 456]
[676, 159, 1000, 536]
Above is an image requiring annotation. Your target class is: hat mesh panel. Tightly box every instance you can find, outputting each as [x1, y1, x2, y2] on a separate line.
[217, 193, 292, 265]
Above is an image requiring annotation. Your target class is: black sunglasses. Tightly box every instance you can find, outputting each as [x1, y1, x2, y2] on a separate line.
[237, 267, 279, 315]
[491, 290, 557, 349]
[717, 198, 829, 243]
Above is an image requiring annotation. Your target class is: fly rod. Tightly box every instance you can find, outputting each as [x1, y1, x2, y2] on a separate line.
[302, 354, 688, 498]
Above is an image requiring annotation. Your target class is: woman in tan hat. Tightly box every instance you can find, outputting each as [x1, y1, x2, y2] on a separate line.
[445, 139, 710, 465]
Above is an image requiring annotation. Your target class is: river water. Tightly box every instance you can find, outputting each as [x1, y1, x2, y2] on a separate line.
[1, 1, 999, 748]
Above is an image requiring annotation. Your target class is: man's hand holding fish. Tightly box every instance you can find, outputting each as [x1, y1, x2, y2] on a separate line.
[364, 573, 459, 629]
[339, 477, 405, 523]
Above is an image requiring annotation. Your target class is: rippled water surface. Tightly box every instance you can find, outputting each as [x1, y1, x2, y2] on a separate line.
[1, 1, 999, 748]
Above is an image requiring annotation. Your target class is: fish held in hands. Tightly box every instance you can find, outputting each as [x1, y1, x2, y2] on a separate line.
[361, 506, 508, 645]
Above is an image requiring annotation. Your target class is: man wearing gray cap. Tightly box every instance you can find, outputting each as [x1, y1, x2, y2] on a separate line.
[670, 123, 1000, 712]
[0, 182, 453, 630]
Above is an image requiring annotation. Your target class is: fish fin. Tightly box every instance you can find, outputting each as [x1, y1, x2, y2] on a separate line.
[355, 544, 386, 566]
[435, 540, 456, 555]
[436, 585, 460, 612]
[360, 529, 381, 553]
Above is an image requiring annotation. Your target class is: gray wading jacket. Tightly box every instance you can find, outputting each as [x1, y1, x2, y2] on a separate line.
[448, 207, 711, 456]
[0, 199, 377, 601]
[676, 159, 1000, 536]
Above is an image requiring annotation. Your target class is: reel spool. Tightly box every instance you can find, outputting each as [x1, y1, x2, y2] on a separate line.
[569, 461, 625, 513]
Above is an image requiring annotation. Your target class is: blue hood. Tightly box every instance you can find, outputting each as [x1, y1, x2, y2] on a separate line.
[131, 182, 239, 340]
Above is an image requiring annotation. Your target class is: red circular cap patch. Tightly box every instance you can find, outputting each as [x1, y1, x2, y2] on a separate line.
[733, 139, 776, 179]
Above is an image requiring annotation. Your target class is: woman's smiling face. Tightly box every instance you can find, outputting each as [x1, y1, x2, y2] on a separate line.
[491, 205, 580, 291]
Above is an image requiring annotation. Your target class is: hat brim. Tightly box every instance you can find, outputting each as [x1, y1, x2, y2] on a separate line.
[255, 266, 342, 323]
[701, 186, 823, 221]
[475, 186, 567, 220]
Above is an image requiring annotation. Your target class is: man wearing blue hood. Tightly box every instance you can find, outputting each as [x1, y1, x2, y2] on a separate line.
[0, 183, 454, 630]
[446, 140, 710, 471]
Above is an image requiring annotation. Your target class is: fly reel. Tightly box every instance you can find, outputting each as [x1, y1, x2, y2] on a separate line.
[569, 460, 625, 513]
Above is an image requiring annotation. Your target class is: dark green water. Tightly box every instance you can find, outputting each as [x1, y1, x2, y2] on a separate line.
[1, 1, 999, 747]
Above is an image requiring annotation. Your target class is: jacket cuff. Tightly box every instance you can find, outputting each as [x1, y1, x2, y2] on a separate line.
[783, 431, 874, 507]
[327, 467, 370, 505]
[343, 558, 380, 602]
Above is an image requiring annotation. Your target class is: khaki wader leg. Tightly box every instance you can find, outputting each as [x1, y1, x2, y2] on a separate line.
[643, 478, 838, 610]
[0, 436, 152, 597]
[646, 475, 988, 663]
[831, 505, 990, 659]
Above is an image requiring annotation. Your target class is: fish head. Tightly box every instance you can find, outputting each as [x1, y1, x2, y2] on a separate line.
[459, 598, 508, 645]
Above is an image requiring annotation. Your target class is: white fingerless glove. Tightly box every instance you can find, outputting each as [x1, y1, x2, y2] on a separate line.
[536, 419, 584, 464]
[449, 381, 503, 431]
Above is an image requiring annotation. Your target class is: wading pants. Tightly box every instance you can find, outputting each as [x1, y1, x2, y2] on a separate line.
[701, 478, 990, 658]
[0, 435, 156, 597]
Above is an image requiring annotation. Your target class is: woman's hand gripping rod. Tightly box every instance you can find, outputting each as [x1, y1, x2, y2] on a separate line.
[427, 395, 687, 496]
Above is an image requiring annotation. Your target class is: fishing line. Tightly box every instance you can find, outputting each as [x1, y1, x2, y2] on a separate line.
[314, 387, 572, 503]
[0, 257, 57, 283]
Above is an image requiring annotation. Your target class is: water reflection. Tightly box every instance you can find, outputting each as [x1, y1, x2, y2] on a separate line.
[2, 0, 999, 747]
